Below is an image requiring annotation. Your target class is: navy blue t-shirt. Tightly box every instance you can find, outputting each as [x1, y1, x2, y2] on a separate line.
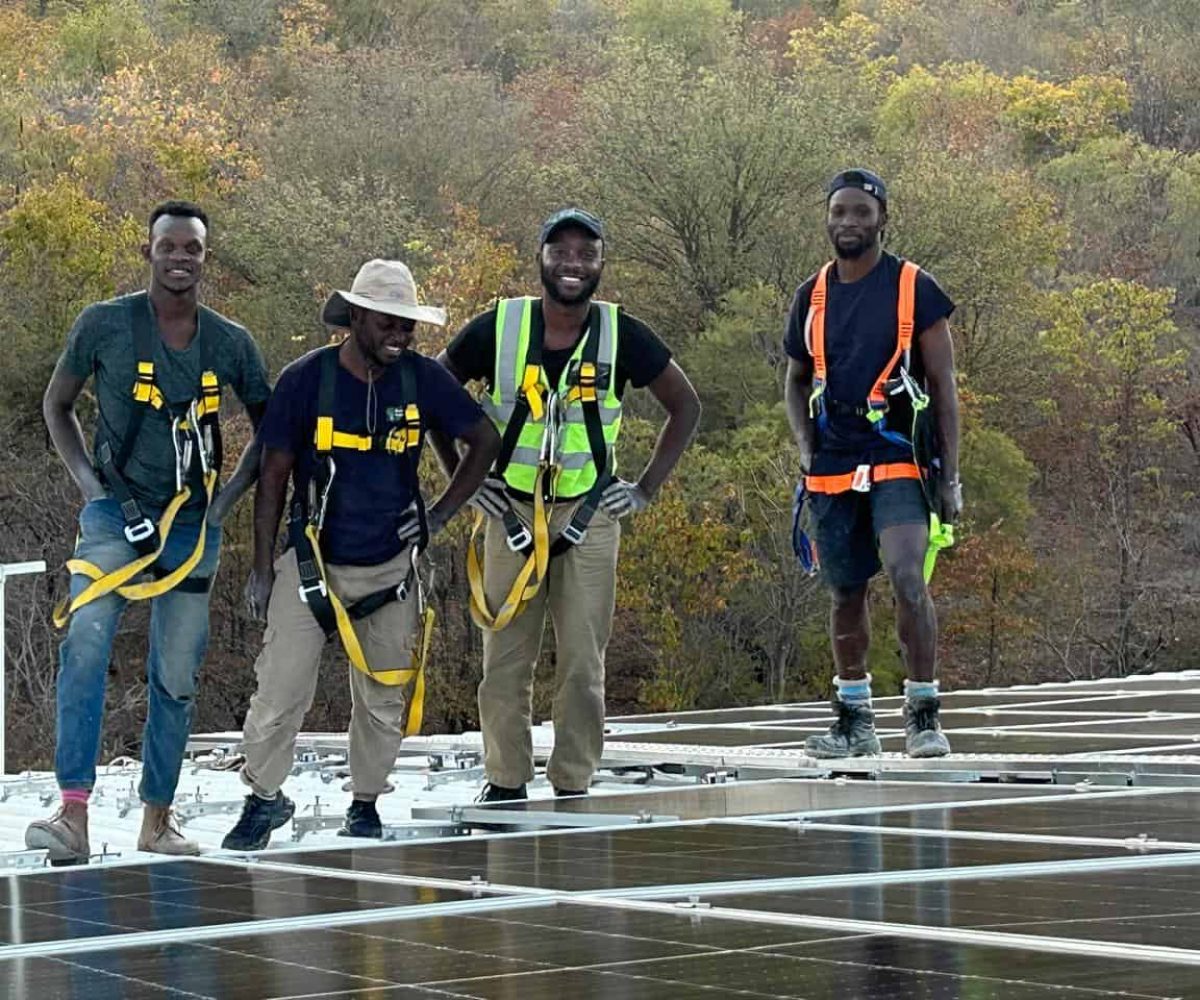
[783, 252, 954, 475]
[261, 346, 484, 566]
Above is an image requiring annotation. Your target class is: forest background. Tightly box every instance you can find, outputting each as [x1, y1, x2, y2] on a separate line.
[0, 0, 1197, 770]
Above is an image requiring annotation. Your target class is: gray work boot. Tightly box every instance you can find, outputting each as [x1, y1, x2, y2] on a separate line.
[904, 696, 951, 758]
[26, 803, 90, 865]
[805, 701, 882, 759]
[138, 805, 200, 856]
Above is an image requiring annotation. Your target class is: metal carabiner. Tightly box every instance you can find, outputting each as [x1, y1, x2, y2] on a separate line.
[170, 414, 193, 492]
[314, 456, 337, 530]
[188, 399, 210, 476]
[540, 391, 558, 464]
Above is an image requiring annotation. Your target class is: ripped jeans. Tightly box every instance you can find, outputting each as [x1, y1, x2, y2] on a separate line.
[55, 497, 221, 806]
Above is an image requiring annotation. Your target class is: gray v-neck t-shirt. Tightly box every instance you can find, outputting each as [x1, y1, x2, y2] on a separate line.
[63, 293, 270, 521]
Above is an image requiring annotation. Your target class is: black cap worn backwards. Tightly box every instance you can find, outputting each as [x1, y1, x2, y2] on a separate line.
[826, 168, 888, 208]
[539, 207, 605, 246]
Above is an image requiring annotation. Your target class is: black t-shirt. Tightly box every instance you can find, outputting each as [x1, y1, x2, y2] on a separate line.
[261, 347, 483, 566]
[783, 252, 954, 474]
[446, 299, 672, 397]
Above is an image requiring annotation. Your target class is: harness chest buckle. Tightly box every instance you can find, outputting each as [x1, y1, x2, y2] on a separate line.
[851, 464, 872, 493]
[298, 580, 328, 604]
[124, 519, 156, 545]
[560, 521, 587, 546]
[506, 524, 533, 552]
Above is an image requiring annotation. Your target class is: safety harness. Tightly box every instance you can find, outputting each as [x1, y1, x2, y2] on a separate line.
[792, 260, 954, 582]
[467, 298, 618, 631]
[54, 293, 222, 627]
[288, 346, 433, 736]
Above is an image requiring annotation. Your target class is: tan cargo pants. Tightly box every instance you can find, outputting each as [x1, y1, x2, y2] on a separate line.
[478, 497, 621, 792]
[240, 546, 418, 798]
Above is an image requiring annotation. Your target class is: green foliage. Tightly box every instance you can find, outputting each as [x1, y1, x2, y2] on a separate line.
[959, 426, 1036, 537]
[157, 0, 283, 57]
[0, 177, 141, 414]
[1041, 279, 1185, 464]
[619, 0, 739, 66]
[56, 0, 155, 79]
[1041, 136, 1200, 305]
[682, 284, 789, 434]
[217, 173, 432, 372]
[571, 43, 831, 322]
[261, 49, 529, 224]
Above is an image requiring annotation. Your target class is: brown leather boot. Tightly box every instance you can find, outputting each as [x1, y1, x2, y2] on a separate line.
[137, 804, 200, 856]
[26, 802, 90, 864]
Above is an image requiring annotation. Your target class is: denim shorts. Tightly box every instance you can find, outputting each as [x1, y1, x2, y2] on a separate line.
[808, 479, 929, 591]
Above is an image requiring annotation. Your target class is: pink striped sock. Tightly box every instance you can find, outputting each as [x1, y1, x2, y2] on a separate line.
[61, 789, 90, 806]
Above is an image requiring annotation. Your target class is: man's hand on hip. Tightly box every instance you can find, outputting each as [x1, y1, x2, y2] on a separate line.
[599, 479, 651, 519]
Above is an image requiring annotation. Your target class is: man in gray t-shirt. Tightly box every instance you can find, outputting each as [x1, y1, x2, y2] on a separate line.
[61, 292, 269, 522]
[25, 201, 270, 864]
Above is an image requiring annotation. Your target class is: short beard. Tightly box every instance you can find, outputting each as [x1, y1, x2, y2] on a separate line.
[540, 262, 600, 305]
[834, 239, 870, 260]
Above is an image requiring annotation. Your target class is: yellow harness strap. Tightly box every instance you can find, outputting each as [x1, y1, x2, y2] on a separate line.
[521, 364, 545, 421]
[52, 472, 219, 627]
[466, 466, 551, 632]
[303, 525, 431, 737]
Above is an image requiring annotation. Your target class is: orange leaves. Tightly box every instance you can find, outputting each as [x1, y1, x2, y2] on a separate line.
[423, 202, 523, 346]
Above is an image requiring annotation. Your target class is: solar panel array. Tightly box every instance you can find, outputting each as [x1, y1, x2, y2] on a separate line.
[6, 673, 1200, 998]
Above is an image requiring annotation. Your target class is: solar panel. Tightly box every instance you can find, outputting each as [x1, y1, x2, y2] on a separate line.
[605, 726, 822, 747]
[271, 822, 1159, 893]
[825, 788, 1200, 842]
[424, 778, 1105, 824]
[686, 860, 1200, 950]
[609, 707, 831, 725]
[8, 898, 1200, 999]
[0, 859, 484, 947]
[9, 672, 1200, 997]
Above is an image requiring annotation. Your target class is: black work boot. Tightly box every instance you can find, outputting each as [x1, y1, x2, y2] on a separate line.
[338, 799, 383, 838]
[476, 782, 527, 804]
[221, 793, 295, 851]
[553, 786, 589, 797]
[904, 696, 952, 758]
[805, 700, 882, 759]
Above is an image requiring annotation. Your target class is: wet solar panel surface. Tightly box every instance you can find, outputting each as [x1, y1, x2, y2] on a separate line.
[10, 902, 1200, 999]
[689, 862, 1200, 949]
[277, 822, 1145, 891]
[462, 778, 1099, 820]
[829, 789, 1200, 842]
[11, 674, 1200, 998]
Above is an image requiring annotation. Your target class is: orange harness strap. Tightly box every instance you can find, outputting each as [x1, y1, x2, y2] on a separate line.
[805, 259, 921, 418]
[807, 262, 833, 383]
[805, 461, 922, 495]
[866, 260, 919, 410]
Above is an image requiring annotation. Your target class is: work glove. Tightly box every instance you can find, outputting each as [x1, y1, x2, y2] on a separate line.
[468, 474, 510, 519]
[937, 478, 963, 525]
[396, 501, 443, 549]
[245, 566, 275, 622]
[599, 478, 651, 519]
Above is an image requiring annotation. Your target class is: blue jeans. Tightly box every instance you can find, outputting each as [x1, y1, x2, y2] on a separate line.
[56, 497, 221, 806]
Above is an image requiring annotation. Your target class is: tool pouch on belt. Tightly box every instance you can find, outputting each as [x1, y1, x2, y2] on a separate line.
[911, 397, 942, 513]
[791, 483, 818, 575]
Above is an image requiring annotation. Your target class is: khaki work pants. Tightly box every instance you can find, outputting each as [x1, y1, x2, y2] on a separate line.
[240, 546, 418, 798]
[478, 497, 621, 792]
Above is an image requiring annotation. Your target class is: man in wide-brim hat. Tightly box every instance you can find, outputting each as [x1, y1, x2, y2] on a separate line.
[222, 259, 499, 850]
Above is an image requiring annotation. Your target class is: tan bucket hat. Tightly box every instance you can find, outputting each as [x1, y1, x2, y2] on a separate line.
[321, 259, 447, 328]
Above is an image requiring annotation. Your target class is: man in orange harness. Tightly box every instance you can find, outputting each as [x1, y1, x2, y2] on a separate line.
[784, 169, 962, 758]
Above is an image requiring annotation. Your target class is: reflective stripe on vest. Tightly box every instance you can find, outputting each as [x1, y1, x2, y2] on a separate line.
[481, 296, 621, 496]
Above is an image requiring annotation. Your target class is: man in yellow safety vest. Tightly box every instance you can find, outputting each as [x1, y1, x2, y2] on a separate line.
[433, 208, 701, 800]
